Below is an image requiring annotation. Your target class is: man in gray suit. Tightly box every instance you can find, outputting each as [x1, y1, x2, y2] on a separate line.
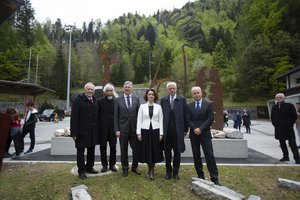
[114, 81, 141, 176]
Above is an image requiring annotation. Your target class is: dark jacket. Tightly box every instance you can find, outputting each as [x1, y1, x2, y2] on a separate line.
[242, 112, 251, 126]
[114, 95, 140, 133]
[186, 99, 214, 139]
[98, 97, 116, 146]
[161, 95, 188, 153]
[271, 101, 297, 140]
[71, 93, 100, 148]
[23, 109, 38, 130]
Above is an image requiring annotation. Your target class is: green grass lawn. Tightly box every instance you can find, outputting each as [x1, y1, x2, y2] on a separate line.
[0, 163, 299, 200]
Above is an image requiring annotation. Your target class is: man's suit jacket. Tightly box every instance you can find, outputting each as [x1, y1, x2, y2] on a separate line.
[70, 93, 100, 148]
[114, 94, 140, 133]
[161, 95, 188, 153]
[187, 99, 214, 139]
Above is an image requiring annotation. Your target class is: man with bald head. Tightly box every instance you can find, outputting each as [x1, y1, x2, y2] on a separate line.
[186, 86, 220, 185]
[271, 93, 300, 164]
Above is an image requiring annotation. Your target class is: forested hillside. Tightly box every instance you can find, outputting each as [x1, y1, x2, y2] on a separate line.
[1, 0, 299, 101]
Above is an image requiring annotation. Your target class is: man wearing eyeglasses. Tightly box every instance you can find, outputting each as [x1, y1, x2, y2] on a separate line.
[271, 93, 300, 164]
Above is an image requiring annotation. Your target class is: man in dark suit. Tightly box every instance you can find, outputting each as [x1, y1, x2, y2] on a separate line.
[161, 82, 188, 180]
[186, 86, 220, 185]
[271, 93, 300, 164]
[71, 82, 100, 179]
[114, 81, 141, 176]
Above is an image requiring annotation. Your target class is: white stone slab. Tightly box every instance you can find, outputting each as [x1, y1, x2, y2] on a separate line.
[51, 137, 248, 158]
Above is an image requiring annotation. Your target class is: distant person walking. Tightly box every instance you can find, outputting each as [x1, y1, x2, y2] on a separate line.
[21, 101, 38, 154]
[233, 111, 242, 130]
[242, 109, 251, 133]
[271, 93, 300, 164]
[223, 108, 229, 127]
[71, 82, 100, 179]
[295, 102, 300, 148]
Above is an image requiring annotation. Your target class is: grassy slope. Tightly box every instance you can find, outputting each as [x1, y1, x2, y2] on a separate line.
[0, 163, 299, 200]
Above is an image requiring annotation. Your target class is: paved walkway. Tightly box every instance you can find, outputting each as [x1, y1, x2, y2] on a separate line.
[4, 117, 300, 165]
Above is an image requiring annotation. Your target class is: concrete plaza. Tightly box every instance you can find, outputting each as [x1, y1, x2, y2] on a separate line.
[4, 117, 300, 166]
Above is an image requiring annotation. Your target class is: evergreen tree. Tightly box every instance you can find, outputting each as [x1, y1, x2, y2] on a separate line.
[144, 22, 156, 49]
[88, 20, 95, 42]
[14, 0, 35, 47]
[51, 44, 67, 99]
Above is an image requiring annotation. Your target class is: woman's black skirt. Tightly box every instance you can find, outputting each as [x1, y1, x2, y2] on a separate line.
[139, 127, 164, 164]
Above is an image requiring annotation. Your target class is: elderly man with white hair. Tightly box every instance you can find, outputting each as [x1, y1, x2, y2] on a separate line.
[160, 81, 188, 180]
[98, 83, 118, 173]
[271, 93, 300, 164]
[71, 82, 100, 179]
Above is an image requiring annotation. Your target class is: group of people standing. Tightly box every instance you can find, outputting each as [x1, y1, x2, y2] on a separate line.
[71, 81, 220, 185]
[223, 108, 251, 133]
[5, 102, 38, 159]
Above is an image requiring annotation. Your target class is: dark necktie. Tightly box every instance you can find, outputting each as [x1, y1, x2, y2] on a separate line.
[196, 101, 200, 111]
[126, 95, 131, 108]
[170, 95, 174, 110]
[89, 97, 93, 104]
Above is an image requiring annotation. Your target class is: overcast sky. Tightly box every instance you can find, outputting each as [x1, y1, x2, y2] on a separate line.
[31, 0, 193, 26]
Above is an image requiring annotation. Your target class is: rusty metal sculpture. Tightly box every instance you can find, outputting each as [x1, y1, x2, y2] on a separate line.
[196, 66, 224, 130]
[158, 9, 224, 130]
[155, 9, 203, 96]
[99, 42, 121, 84]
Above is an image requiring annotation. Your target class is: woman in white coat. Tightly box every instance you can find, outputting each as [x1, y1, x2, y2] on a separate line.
[137, 89, 164, 180]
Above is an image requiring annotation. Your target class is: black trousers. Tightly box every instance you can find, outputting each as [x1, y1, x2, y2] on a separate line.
[279, 139, 300, 160]
[77, 147, 95, 173]
[21, 128, 35, 151]
[190, 134, 218, 179]
[164, 126, 180, 176]
[245, 125, 251, 133]
[119, 130, 139, 170]
[100, 140, 116, 167]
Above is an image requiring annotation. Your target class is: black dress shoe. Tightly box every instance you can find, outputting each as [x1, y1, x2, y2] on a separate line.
[131, 168, 141, 175]
[279, 157, 289, 162]
[295, 159, 300, 164]
[173, 175, 180, 180]
[122, 170, 128, 177]
[85, 168, 98, 174]
[79, 172, 87, 179]
[198, 175, 205, 180]
[101, 166, 108, 173]
[4, 152, 13, 158]
[165, 174, 172, 180]
[211, 178, 221, 186]
[109, 165, 118, 172]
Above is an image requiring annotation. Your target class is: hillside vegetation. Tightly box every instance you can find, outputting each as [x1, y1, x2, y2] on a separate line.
[1, 0, 299, 101]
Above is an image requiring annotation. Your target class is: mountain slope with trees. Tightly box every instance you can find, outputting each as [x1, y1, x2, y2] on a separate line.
[0, 0, 299, 101]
